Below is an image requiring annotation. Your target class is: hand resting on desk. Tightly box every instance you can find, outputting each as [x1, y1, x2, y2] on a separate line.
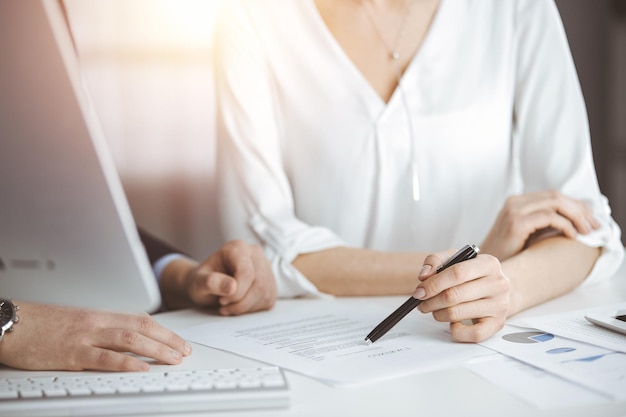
[158, 240, 277, 316]
[0, 302, 192, 372]
[0, 241, 277, 372]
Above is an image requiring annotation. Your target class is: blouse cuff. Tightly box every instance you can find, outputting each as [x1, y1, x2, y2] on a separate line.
[574, 194, 624, 286]
[249, 213, 347, 298]
[577, 219, 624, 287]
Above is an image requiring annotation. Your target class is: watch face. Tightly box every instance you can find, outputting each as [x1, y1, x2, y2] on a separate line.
[0, 300, 14, 325]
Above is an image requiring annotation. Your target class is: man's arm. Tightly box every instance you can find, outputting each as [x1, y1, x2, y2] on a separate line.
[138, 228, 277, 315]
[138, 227, 187, 265]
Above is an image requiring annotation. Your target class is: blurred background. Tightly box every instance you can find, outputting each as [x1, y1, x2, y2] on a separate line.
[66, 0, 223, 258]
[64, 0, 626, 259]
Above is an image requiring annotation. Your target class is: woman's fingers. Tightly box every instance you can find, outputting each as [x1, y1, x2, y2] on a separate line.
[416, 253, 505, 299]
[508, 191, 598, 235]
[414, 252, 510, 342]
[481, 191, 600, 261]
[449, 316, 506, 343]
[517, 209, 579, 239]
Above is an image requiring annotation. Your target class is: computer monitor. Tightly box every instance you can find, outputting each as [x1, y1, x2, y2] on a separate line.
[0, 0, 161, 312]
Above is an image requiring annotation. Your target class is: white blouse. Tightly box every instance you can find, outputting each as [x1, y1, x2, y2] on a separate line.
[213, 0, 624, 297]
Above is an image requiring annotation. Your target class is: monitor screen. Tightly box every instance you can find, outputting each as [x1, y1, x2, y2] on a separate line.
[0, 0, 161, 312]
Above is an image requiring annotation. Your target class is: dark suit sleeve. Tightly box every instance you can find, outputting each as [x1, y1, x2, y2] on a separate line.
[138, 227, 188, 265]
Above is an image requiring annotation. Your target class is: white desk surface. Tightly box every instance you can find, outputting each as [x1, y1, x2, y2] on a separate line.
[2, 260, 625, 417]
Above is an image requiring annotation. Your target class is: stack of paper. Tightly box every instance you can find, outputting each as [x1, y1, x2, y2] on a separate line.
[467, 302, 626, 409]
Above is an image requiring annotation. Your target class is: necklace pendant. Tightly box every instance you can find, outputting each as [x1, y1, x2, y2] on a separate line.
[391, 52, 400, 60]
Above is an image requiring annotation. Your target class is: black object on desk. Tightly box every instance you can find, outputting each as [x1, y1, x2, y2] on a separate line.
[364, 244, 480, 343]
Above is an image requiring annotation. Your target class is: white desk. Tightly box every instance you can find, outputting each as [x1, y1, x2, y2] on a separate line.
[156, 259, 626, 417]
[2, 260, 625, 417]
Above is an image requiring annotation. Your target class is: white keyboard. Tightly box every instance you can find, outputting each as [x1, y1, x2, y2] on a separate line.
[0, 366, 290, 416]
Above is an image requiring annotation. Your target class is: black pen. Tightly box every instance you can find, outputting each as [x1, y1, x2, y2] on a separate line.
[364, 244, 480, 344]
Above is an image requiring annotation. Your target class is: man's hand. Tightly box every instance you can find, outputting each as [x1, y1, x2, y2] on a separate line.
[0, 302, 191, 371]
[160, 240, 277, 315]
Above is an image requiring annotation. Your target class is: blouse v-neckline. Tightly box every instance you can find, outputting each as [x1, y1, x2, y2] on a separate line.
[304, 0, 447, 112]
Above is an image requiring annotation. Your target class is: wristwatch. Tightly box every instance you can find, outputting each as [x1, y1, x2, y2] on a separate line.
[0, 298, 19, 342]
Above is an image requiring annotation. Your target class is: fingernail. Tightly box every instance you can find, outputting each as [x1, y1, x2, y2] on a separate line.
[171, 350, 182, 361]
[413, 286, 426, 299]
[221, 280, 232, 293]
[184, 342, 192, 355]
[419, 265, 431, 278]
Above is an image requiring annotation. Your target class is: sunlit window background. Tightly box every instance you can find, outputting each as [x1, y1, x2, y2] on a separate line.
[65, 0, 224, 257]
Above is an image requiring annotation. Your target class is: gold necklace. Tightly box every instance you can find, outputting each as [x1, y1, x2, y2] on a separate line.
[362, 0, 421, 201]
[362, 0, 413, 62]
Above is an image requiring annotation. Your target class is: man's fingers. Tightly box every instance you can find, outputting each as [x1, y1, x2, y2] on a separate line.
[220, 247, 277, 315]
[189, 240, 276, 315]
[218, 241, 257, 304]
[199, 271, 238, 297]
[118, 313, 192, 357]
[93, 328, 185, 366]
[74, 346, 151, 372]
[219, 296, 256, 316]
[84, 313, 193, 370]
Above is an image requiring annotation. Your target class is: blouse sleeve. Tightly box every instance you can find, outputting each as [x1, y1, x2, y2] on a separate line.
[512, 0, 624, 284]
[213, 1, 345, 298]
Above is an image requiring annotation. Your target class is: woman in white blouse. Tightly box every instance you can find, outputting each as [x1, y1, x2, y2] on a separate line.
[214, 0, 624, 342]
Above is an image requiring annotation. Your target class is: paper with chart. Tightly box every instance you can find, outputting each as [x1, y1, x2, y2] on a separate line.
[479, 324, 626, 400]
[464, 353, 608, 409]
[510, 302, 626, 353]
[180, 299, 487, 386]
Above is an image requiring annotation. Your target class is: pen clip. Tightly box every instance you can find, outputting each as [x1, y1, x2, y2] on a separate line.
[436, 244, 479, 273]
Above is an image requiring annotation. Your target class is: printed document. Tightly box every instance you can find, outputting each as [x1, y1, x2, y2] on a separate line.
[464, 353, 608, 409]
[511, 302, 626, 353]
[478, 324, 626, 400]
[180, 299, 487, 386]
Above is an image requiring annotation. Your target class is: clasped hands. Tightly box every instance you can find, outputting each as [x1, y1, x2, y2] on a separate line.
[413, 191, 599, 343]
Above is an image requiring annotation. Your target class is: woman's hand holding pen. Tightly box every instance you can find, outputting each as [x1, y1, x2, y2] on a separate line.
[413, 191, 598, 343]
[480, 191, 600, 261]
[414, 249, 510, 343]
